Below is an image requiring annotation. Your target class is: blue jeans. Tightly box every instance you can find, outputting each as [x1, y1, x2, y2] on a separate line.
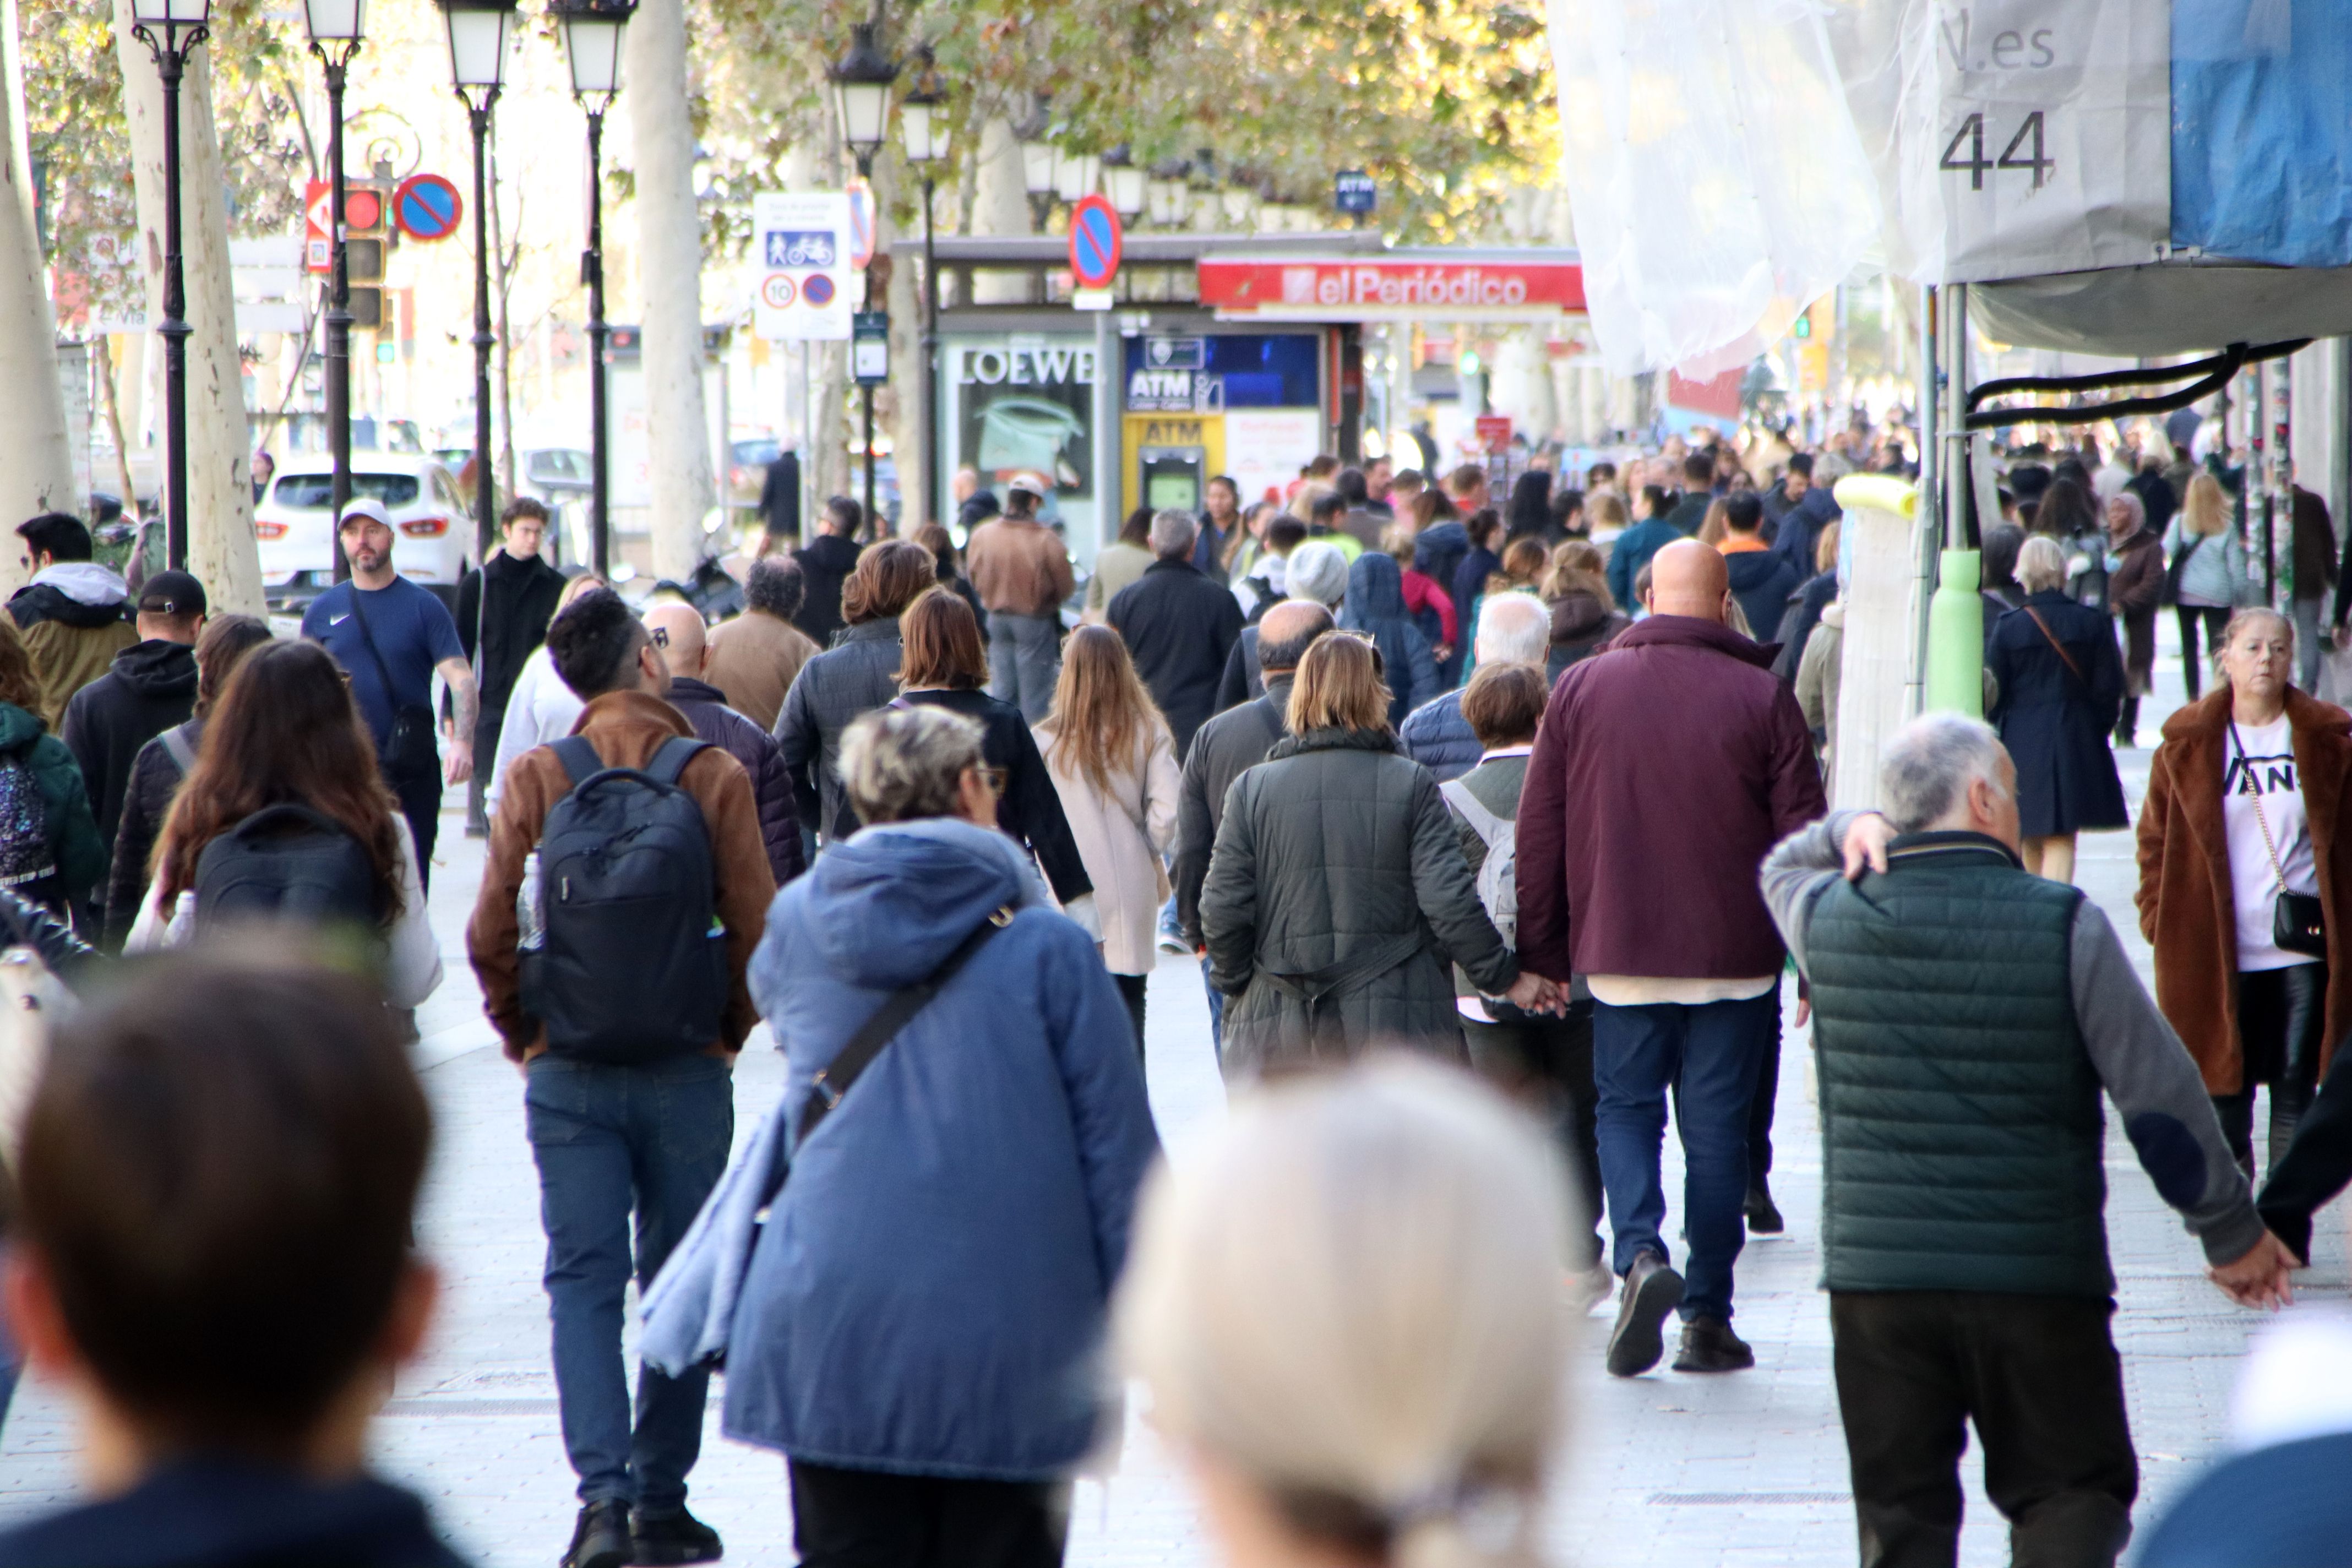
[1200, 955, 1224, 1057]
[526, 1052, 735, 1511]
[1592, 993, 1773, 1322]
[986, 612, 1061, 724]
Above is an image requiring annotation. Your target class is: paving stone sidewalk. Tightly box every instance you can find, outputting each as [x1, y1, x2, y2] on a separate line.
[2, 628, 2344, 1565]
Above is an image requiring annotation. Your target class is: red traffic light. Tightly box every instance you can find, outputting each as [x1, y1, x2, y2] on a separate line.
[346, 187, 383, 233]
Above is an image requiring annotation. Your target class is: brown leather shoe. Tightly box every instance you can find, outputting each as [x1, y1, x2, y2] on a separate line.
[1673, 1314, 1755, 1373]
[1605, 1251, 1684, 1377]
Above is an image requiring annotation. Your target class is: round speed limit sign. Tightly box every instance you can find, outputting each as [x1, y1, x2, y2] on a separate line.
[760, 273, 798, 310]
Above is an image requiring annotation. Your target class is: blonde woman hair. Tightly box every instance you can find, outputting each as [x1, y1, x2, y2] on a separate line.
[1287, 633, 1393, 737]
[2016, 534, 2068, 595]
[1038, 624, 1169, 794]
[1585, 492, 1627, 533]
[1289, 483, 1335, 525]
[1815, 518, 1842, 575]
[1118, 1059, 1572, 1568]
[2182, 471, 2230, 538]
[1695, 498, 1729, 548]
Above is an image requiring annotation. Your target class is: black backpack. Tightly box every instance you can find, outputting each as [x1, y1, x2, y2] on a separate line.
[521, 736, 726, 1063]
[192, 805, 380, 933]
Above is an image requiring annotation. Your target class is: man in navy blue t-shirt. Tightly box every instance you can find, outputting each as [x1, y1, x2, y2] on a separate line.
[301, 498, 477, 890]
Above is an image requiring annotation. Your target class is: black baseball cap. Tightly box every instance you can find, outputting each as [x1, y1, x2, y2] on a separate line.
[137, 570, 207, 618]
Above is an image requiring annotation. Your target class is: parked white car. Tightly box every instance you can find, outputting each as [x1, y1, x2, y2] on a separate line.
[253, 454, 475, 609]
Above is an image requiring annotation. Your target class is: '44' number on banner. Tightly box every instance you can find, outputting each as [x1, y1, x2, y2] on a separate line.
[1940, 111, 2054, 190]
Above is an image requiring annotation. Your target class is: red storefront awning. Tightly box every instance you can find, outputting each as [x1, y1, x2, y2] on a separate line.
[1197, 251, 1586, 322]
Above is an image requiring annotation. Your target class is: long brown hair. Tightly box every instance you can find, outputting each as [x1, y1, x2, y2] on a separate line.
[191, 614, 273, 719]
[152, 640, 406, 919]
[1543, 540, 1613, 608]
[895, 589, 986, 689]
[0, 617, 42, 714]
[1039, 625, 1169, 793]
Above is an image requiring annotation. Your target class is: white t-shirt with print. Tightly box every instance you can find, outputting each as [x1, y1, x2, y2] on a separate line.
[2225, 716, 2321, 971]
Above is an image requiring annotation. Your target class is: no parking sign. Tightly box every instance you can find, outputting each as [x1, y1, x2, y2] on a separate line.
[1068, 194, 1122, 290]
[393, 174, 462, 242]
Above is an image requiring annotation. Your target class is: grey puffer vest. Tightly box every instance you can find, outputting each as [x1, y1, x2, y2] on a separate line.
[1807, 833, 2111, 1297]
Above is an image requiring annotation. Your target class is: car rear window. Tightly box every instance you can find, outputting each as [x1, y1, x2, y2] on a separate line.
[272, 473, 422, 510]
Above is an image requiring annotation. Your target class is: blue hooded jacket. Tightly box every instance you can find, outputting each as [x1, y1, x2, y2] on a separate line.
[1338, 553, 1440, 731]
[722, 818, 1159, 1480]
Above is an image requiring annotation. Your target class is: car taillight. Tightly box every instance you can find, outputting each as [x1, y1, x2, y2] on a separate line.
[253, 520, 287, 540]
[400, 516, 448, 537]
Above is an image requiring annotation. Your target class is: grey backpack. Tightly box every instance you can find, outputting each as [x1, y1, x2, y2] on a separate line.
[1438, 777, 1516, 950]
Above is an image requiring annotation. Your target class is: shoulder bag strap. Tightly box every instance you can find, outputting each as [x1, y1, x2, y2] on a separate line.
[341, 583, 404, 703]
[2230, 719, 2297, 896]
[2021, 605, 2088, 687]
[797, 903, 1015, 1145]
[159, 721, 198, 775]
[1437, 776, 1506, 847]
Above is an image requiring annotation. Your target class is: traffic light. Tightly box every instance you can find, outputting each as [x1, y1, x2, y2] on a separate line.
[345, 179, 389, 333]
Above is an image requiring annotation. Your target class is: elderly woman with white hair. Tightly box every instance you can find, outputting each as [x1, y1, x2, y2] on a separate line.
[2103, 488, 2165, 747]
[1985, 533, 2129, 883]
[1118, 1059, 1577, 1568]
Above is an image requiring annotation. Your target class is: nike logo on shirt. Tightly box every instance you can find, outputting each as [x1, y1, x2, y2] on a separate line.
[331, 613, 351, 625]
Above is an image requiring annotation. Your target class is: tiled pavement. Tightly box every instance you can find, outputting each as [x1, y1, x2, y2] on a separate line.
[2, 624, 2345, 1566]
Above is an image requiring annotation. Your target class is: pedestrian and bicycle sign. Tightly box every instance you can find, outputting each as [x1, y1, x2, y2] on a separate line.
[393, 173, 462, 242]
[753, 191, 852, 342]
[1068, 194, 1122, 291]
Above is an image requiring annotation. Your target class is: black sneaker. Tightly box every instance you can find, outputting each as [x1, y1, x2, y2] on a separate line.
[1744, 1182, 1785, 1235]
[1604, 1250, 1684, 1378]
[631, 1506, 724, 1565]
[1673, 1315, 1756, 1373]
[560, 1500, 633, 1568]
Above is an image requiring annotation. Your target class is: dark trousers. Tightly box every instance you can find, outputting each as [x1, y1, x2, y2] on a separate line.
[2258, 1008, 2352, 1263]
[1749, 984, 1782, 1190]
[1113, 972, 1147, 1064]
[1464, 1007, 1604, 1268]
[1831, 1291, 2136, 1568]
[2212, 962, 2325, 1180]
[788, 1460, 1070, 1568]
[465, 705, 504, 836]
[1593, 992, 1773, 1321]
[525, 1053, 734, 1511]
[2177, 606, 2231, 701]
[386, 758, 442, 897]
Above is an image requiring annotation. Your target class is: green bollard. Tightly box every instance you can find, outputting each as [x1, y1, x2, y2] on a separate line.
[1924, 548, 1983, 717]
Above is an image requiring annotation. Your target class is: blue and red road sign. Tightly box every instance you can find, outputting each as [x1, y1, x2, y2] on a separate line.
[1069, 194, 1122, 290]
[393, 174, 462, 243]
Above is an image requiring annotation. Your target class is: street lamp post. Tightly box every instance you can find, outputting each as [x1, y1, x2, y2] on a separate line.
[302, 0, 364, 581]
[829, 20, 896, 536]
[438, 0, 516, 570]
[551, 0, 635, 579]
[899, 52, 947, 529]
[127, 0, 214, 573]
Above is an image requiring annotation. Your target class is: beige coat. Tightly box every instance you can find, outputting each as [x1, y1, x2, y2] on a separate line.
[1039, 721, 1180, 974]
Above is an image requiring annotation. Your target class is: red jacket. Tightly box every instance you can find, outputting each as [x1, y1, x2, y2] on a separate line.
[1516, 615, 1826, 982]
[1400, 568, 1459, 645]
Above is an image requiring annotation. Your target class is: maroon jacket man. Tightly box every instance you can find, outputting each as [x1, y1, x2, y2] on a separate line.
[1516, 540, 1825, 1380]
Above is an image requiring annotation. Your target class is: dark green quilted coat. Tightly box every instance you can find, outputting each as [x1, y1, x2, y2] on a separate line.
[1807, 839, 2112, 1296]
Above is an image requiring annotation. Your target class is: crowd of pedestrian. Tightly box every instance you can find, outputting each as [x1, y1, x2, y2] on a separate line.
[0, 402, 2348, 1568]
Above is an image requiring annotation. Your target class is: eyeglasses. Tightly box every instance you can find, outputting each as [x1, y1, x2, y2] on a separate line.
[649, 625, 671, 648]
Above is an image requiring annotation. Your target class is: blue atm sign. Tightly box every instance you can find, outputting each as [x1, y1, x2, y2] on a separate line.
[1335, 171, 1377, 214]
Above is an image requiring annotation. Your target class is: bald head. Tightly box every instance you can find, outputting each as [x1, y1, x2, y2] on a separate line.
[1645, 539, 1732, 623]
[643, 603, 709, 679]
[1257, 600, 1335, 674]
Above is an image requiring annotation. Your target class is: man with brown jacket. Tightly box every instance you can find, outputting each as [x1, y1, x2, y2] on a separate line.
[963, 472, 1072, 722]
[467, 587, 774, 1568]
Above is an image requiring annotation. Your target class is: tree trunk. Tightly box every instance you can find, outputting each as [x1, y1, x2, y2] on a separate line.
[969, 117, 1030, 305]
[111, 0, 262, 613]
[627, 0, 716, 581]
[0, 0, 79, 583]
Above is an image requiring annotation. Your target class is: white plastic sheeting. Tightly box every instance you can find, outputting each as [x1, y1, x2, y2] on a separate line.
[1547, 0, 1880, 375]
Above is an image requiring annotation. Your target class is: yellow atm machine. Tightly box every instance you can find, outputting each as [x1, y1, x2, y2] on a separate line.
[1121, 333, 1322, 515]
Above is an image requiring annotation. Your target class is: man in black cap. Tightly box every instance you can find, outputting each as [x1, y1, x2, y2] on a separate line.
[61, 568, 205, 936]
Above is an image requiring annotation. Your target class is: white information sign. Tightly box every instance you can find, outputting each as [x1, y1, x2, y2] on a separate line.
[753, 192, 852, 342]
[1223, 407, 1324, 511]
